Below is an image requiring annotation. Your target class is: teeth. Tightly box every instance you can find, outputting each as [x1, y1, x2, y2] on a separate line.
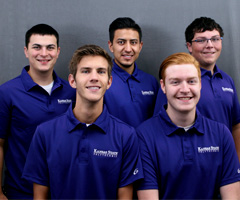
[179, 97, 191, 100]
[88, 87, 99, 89]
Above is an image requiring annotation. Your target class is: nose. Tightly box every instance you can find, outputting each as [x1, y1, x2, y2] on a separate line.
[205, 39, 214, 47]
[124, 41, 132, 52]
[90, 70, 99, 82]
[40, 47, 48, 56]
[180, 81, 190, 93]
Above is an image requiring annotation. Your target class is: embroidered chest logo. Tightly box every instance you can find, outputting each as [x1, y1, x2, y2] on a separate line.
[141, 90, 154, 95]
[198, 146, 219, 153]
[222, 87, 234, 93]
[93, 149, 118, 158]
[57, 99, 72, 104]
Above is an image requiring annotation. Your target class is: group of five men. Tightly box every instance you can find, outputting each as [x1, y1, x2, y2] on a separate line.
[0, 16, 239, 199]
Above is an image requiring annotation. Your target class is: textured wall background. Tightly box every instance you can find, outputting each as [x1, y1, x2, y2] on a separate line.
[1, 0, 240, 97]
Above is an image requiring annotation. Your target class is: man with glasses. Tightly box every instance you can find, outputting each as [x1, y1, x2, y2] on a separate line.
[154, 17, 240, 161]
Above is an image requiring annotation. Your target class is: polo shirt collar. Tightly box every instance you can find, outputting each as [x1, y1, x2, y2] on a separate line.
[159, 105, 204, 136]
[112, 60, 140, 82]
[201, 65, 223, 79]
[67, 103, 109, 134]
[21, 65, 62, 91]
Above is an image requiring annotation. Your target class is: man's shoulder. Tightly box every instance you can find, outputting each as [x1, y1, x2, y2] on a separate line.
[215, 67, 235, 82]
[199, 113, 230, 135]
[0, 75, 21, 90]
[137, 68, 158, 80]
[38, 112, 68, 131]
[108, 113, 135, 130]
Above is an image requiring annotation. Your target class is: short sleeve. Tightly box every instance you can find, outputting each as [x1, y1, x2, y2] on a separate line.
[220, 125, 240, 186]
[22, 126, 49, 186]
[136, 128, 159, 190]
[119, 128, 144, 187]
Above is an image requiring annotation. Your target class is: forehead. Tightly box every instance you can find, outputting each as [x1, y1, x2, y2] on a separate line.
[113, 28, 140, 40]
[77, 55, 108, 69]
[28, 34, 57, 45]
[193, 29, 220, 38]
[165, 64, 198, 78]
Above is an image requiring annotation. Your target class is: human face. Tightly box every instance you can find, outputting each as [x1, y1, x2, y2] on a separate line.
[108, 28, 143, 74]
[69, 55, 112, 105]
[161, 64, 201, 117]
[186, 30, 222, 71]
[24, 34, 60, 74]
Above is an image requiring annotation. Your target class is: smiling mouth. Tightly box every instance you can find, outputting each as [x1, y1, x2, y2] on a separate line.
[38, 59, 50, 63]
[177, 97, 192, 100]
[122, 55, 133, 59]
[87, 86, 100, 90]
[203, 52, 215, 55]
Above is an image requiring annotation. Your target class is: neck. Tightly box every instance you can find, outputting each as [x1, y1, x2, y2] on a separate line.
[73, 98, 103, 124]
[166, 108, 196, 128]
[200, 63, 215, 75]
[28, 67, 54, 86]
[114, 59, 134, 75]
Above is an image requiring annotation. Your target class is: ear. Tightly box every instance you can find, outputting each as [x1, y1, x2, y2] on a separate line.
[68, 74, 76, 89]
[139, 41, 143, 52]
[24, 47, 29, 58]
[160, 79, 166, 94]
[108, 41, 113, 53]
[56, 47, 61, 58]
[107, 76, 113, 90]
[186, 42, 192, 54]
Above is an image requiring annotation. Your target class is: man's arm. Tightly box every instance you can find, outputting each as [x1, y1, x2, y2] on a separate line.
[220, 181, 240, 200]
[33, 183, 49, 200]
[0, 139, 7, 200]
[118, 184, 133, 200]
[232, 123, 240, 162]
[137, 189, 159, 200]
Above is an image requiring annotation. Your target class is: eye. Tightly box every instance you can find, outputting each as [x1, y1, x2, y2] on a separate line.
[32, 46, 40, 50]
[211, 37, 221, 42]
[117, 40, 125, 45]
[195, 39, 206, 43]
[131, 40, 138, 45]
[47, 45, 55, 50]
[81, 69, 89, 74]
[98, 69, 107, 74]
[188, 79, 198, 84]
[170, 80, 179, 85]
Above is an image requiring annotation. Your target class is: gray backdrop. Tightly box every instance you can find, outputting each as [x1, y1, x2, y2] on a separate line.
[1, 0, 240, 98]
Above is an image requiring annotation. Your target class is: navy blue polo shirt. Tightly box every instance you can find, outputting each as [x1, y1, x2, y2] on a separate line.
[22, 104, 143, 199]
[104, 60, 159, 127]
[0, 66, 75, 197]
[154, 65, 240, 132]
[137, 107, 240, 199]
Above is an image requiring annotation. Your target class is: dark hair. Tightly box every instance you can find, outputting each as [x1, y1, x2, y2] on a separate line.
[185, 17, 224, 43]
[69, 44, 113, 79]
[25, 24, 59, 48]
[109, 17, 142, 42]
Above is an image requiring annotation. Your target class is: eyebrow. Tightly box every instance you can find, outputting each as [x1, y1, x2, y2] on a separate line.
[80, 67, 107, 70]
[117, 38, 138, 41]
[32, 43, 56, 47]
[195, 35, 220, 39]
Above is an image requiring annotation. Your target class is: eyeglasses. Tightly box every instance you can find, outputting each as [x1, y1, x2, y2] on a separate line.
[191, 36, 223, 45]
